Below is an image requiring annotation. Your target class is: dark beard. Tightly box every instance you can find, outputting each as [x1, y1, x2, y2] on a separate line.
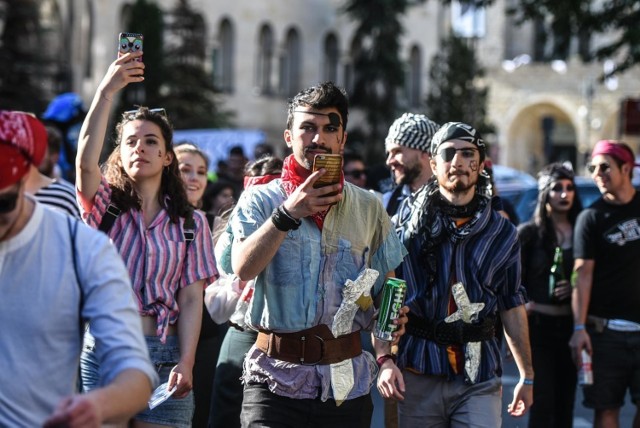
[399, 162, 422, 186]
[443, 174, 477, 194]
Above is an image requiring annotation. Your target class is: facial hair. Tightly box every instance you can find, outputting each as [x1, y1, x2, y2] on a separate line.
[442, 172, 478, 194]
[399, 161, 422, 186]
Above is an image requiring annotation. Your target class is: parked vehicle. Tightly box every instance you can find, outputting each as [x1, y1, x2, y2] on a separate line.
[492, 165, 601, 224]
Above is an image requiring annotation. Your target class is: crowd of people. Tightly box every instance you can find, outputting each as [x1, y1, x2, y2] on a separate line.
[1, 47, 639, 428]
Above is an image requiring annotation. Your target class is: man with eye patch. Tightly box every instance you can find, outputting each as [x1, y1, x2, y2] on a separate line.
[570, 139, 640, 427]
[224, 82, 408, 427]
[377, 121, 533, 427]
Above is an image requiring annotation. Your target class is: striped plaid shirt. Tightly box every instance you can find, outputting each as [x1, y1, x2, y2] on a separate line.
[78, 177, 217, 342]
[395, 195, 526, 382]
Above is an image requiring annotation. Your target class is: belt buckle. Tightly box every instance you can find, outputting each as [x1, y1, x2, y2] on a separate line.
[299, 334, 324, 365]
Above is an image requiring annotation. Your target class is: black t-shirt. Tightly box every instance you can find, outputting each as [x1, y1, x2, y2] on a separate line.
[574, 191, 640, 323]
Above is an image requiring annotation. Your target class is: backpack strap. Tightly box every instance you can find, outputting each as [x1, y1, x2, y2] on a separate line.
[98, 203, 121, 234]
[66, 216, 85, 326]
[183, 209, 195, 248]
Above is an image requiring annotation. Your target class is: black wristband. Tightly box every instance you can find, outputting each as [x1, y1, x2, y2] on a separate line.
[271, 205, 301, 231]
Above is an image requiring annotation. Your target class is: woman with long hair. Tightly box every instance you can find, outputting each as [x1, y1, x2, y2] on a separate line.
[76, 50, 217, 428]
[517, 162, 583, 427]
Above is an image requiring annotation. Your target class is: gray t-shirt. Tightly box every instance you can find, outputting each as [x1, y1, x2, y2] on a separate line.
[0, 199, 157, 426]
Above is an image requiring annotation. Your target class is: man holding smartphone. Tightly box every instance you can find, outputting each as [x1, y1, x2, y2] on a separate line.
[224, 81, 408, 427]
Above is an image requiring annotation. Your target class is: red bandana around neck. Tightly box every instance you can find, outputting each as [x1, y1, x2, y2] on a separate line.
[280, 154, 344, 230]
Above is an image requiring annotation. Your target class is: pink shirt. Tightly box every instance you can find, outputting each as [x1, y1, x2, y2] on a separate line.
[78, 177, 217, 342]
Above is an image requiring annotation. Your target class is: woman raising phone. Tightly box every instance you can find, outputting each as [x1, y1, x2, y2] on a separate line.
[76, 50, 217, 428]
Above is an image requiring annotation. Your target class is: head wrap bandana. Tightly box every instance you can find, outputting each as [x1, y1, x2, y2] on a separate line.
[537, 162, 575, 192]
[591, 140, 640, 167]
[385, 113, 439, 153]
[430, 122, 485, 156]
[0, 111, 47, 189]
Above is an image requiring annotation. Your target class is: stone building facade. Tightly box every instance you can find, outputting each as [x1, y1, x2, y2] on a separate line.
[15, 0, 640, 173]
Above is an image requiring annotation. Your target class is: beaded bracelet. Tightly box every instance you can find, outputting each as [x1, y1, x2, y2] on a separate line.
[521, 378, 534, 386]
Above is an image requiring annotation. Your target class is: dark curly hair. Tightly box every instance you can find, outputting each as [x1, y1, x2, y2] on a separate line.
[102, 107, 192, 222]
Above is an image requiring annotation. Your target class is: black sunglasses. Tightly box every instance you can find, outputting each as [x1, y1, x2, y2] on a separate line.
[438, 147, 478, 162]
[344, 169, 367, 179]
[587, 162, 611, 174]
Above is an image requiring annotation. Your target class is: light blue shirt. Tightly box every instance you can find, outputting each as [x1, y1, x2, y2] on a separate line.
[228, 180, 407, 400]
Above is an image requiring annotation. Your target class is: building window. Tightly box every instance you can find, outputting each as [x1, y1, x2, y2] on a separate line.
[82, 0, 94, 78]
[407, 45, 422, 108]
[323, 33, 339, 83]
[279, 27, 301, 97]
[214, 18, 234, 93]
[255, 24, 274, 95]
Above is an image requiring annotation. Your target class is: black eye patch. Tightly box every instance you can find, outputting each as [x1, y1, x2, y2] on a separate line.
[328, 112, 342, 128]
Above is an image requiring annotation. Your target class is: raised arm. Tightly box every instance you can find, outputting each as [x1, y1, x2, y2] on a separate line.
[231, 170, 341, 280]
[76, 51, 145, 201]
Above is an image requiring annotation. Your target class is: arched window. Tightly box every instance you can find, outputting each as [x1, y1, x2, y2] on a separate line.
[214, 18, 234, 93]
[323, 33, 339, 83]
[407, 45, 422, 108]
[279, 27, 301, 97]
[82, 0, 94, 78]
[39, 0, 66, 93]
[255, 24, 274, 95]
[343, 36, 361, 94]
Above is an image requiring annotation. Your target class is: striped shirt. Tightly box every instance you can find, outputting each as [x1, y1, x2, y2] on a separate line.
[34, 179, 81, 218]
[395, 194, 526, 383]
[77, 177, 217, 342]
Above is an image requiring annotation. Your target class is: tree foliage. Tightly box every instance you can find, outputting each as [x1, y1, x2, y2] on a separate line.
[115, 0, 232, 129]
[425, 35, 494, 135]
[342, 0, 408, 161]
[157, 0, 232, 129]
[435, 0, 639, 76]
[0, 0, 62, 113]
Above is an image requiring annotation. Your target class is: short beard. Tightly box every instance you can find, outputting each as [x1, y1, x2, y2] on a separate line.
[442, 175, 477, 195]
[399, 162, 422, 186]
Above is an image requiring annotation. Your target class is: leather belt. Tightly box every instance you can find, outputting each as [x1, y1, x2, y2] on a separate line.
[406, 312, 496, 345]
[255, 324, 362, 365]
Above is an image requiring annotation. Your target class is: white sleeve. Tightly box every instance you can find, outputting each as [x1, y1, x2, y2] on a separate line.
[204, 274, 243, 324]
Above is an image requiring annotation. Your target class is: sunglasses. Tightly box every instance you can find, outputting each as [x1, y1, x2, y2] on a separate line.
[587, 162, 611, 174]
[344, 169, 366, 179]
[123, 108, 167, 120]
[438, 147, 478, 162]
[550, 183, 575, 192]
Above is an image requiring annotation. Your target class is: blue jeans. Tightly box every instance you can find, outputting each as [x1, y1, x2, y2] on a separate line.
[80, 332, 194, 428]
[241, 381, 373, 428]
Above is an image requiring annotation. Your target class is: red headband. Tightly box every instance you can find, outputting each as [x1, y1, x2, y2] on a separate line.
[591, 140, 638, 166]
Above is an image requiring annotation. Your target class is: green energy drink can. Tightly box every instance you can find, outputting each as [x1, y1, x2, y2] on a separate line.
[374, 277, 407, 342]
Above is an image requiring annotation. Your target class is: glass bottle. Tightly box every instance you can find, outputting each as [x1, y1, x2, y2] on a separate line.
[548, 246, 565, 301]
